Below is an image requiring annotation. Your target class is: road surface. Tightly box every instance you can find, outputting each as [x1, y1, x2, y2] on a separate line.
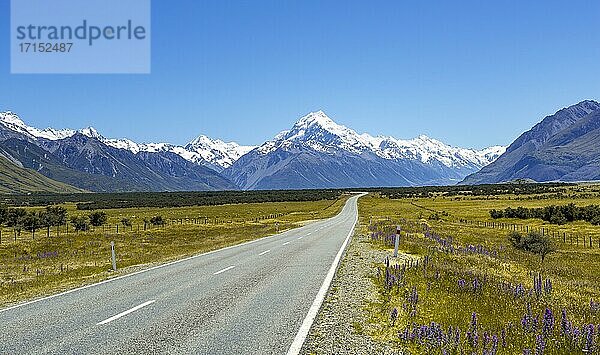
[0, 194, 362, 354]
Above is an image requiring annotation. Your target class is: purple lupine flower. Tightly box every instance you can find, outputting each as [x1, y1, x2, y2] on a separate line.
[542, 308, 554, 334]
[543, 278, 552, 294]
[584, 324, 595, 352]
[591, 299, 599, 313]
[390, 307, 398, 326]
[501, 328, 507, 347]
[469, 312, 479, 348]
[491, 334, 498, 355]
[534, 334, 545, 355]
[561, 308, 569, 335]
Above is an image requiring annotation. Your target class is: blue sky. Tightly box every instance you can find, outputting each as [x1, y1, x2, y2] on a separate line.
[1, 0, 599, 148]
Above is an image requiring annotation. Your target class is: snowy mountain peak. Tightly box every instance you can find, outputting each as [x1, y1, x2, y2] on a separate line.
[186, 135, 256, 171]
[291, 111, 354, 138]
[294, 110, 335, 128]
[0, 111, 76, 140]
[79, 127, 103, 139]
[0, 111, 25, 127]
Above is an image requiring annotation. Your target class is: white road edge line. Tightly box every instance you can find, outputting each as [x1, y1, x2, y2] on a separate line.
[96, 300, 155, 326]
[213, 265, 236, 275]
[0, 213, 341, 314]
[286, 195, 361, 355]
[259, 250, 271, 256]
[282, 241, 290, 246]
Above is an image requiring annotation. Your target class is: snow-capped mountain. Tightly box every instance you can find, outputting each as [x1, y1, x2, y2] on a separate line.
[0, 111, 253, 172]
[225, 111, 505, 189]
[0, 112, 239, 191]
[256, 110, 503, 169]
[186, 135, 256, 172]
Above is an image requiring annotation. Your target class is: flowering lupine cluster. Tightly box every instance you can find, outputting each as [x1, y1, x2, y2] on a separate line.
[370, 221, 600, 354]
[532, 272, 552, 297]
[498, 276, 552, 301]
[398, 321, 462, 352]
[499, 281, 527, 298]
[398, 313, 501, 355]
[559, 308, 598, 352]
[36, 250, 59, 259]
[422, 230, 456, 253]
[457, 276, 485, 294]
[421, 227, 500, 258]
[378, 256, 407, 291]
[369, 222, 403, 248]
[521, 304, 540, 334]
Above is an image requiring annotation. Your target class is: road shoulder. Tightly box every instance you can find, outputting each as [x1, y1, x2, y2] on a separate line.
[300, 231, 403, 355]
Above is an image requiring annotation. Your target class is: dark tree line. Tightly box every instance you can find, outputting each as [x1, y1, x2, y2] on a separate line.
[491, 203, 600, 225]
[1, 190, 342, 210]
[378, 183, 572, 199]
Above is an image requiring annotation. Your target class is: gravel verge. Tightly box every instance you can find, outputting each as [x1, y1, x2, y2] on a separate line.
[300, 231, 407, 355]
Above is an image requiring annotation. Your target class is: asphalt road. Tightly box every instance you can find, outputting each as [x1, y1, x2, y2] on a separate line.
[0, 194, 362, 354]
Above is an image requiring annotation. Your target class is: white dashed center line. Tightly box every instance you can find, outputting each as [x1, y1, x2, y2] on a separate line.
[282, 241, 290, 246]
[259, 250, 271, 256]
[96, 300, 155, 326]
[298, 236, 303, 240]
[213, 265, 236, 275]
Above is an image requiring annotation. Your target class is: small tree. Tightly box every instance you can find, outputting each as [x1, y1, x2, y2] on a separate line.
[46, 206, 67, 236]
[508, 231, 522, 248]
[89, 211, 107, 227]
[6, 208, 27, 237]
[23, 211, 41, 238]
[71, 215, 89, 232]
[150, 215, 165, 226]
[121, 218, 132, 227]
[508, 231, 556, 264]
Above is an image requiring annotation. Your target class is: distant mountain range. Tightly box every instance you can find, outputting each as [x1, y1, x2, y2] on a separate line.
[462, 100, 600, 184]
[0, 110, 504, 193]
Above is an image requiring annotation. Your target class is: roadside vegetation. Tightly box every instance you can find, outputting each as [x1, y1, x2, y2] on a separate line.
[358, 184, 600, 354]
[0, 195, 348, 307]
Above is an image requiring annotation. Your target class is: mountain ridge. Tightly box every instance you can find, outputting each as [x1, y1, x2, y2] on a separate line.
[461, 100, 600, 185]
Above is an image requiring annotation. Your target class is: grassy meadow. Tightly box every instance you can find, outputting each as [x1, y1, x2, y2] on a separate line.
[0, 196, 348, 307]
[359, 185, 600, 354]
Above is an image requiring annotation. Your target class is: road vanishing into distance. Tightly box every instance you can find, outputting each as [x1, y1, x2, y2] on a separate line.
[0, 194, 363, 354]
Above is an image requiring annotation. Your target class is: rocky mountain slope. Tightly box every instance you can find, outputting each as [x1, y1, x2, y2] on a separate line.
[462, 100, 600, 184]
